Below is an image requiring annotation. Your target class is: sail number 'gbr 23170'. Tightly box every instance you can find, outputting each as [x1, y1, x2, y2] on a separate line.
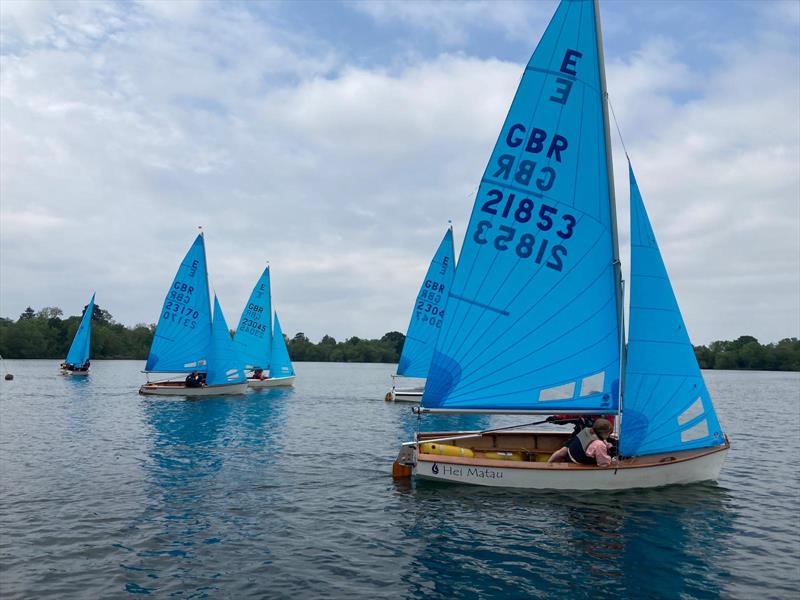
[163, 281, 200, 328]
[472, 47, 584, 273]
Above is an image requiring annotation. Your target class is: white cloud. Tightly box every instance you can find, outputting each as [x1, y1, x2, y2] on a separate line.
[349, 0, 554, 46]
[1, 1, 797, 346]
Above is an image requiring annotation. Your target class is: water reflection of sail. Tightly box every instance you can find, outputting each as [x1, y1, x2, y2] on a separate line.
[396, 484, 732, 597]
[143, 398, 235, 485]
[119, 397, 287, 594]
[613, 485, 732, 598]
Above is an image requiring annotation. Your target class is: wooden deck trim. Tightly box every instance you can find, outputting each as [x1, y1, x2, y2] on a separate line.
[415, 432, 729, 471]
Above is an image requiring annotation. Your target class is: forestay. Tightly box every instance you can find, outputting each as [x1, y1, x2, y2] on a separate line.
[65, 293, 95, 366]
[423, 0, 622, 412]
[397, 228, 456, 378]
[206, 296, 246, 386]
[621, 166, 725, 456]
[145, 234, 212, 373]
[270, 313, 295, 378]
[234, 266, 272, 370]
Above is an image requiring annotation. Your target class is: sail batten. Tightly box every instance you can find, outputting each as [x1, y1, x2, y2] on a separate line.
[620, 165, 724, 456]
[396, 228, 456, 378]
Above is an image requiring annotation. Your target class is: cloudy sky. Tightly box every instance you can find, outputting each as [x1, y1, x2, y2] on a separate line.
[1, 0, 798, 345]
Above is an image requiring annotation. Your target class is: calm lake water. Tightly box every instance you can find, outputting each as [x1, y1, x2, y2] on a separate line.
[0, 361, 798, 599]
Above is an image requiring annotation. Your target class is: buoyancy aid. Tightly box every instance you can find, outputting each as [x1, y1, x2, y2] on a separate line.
[566, 427, 599, 465]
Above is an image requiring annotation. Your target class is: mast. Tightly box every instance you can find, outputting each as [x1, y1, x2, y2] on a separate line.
[199, 226, 213, 352]
[593, 0, 626, 418]
[267, 262, 273, 371]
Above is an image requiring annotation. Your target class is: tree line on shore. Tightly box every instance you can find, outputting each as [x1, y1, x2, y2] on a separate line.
[0, 306, 797, 371]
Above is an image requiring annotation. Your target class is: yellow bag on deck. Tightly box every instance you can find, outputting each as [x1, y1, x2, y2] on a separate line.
[419, 443, 475, 458]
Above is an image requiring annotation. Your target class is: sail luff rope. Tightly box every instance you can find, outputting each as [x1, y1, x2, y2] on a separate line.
[608, 97, 630, 162]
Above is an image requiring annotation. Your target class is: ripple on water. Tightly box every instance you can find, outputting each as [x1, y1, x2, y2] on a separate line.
[0, 362, 798, 598]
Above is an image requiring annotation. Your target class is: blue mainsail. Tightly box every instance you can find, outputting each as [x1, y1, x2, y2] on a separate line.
[422, 0, 622, 412]
[234, 265, 272, 370]
[206, 295, 246, 386]
[397, 228, 456, 378]
[270, 312, 294, 378]
[65, 293, 95, 367]
[621, 166, 725, 456]
[145, 234, 212, 372]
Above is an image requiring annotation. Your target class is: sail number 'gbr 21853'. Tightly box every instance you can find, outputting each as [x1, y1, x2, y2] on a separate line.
[471, 46, 585, 273]
[473, 188, 576, 272]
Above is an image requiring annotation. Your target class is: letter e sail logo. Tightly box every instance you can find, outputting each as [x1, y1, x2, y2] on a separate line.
[432, 463, 439, 474]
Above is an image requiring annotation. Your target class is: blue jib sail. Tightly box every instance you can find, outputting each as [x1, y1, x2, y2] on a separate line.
[397, 228, 456, 378]
[621, 166, 725, 456]
[65, 293, 95, 367]
[206, 295, 246, 386]
[422, 0, 621, 411]
[234, 265, 272, 370]
[270, 312, 294, 378]
[145, 234, 212, 372]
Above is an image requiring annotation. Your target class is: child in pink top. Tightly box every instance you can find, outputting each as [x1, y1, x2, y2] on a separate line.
[548, 418, 614, 466]
[583, 438, 613, 466]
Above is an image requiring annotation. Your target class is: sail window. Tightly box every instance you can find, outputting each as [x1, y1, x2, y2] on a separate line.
[579, 372, 605, 397]
[678, 398, 705, 426]
[680, 419, 709, 443]
[538, 382, 575, 402]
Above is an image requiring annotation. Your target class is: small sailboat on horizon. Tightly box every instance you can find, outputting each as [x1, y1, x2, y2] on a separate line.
[393, 0, 729, 490]
[139, 232, 248, 397]
[234, 265, 296, 388]
[387, 226, 456, 402]
[60, 293, 95, 376]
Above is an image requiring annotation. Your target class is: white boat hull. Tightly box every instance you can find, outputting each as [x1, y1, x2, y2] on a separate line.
[387, 388, 424, 402]
[138, 381, 249, 396]
[415, 446, 728, 490]
[248, 376, 295, 388]
[398, 430, 730, 491]
[60, 369, 89, 377]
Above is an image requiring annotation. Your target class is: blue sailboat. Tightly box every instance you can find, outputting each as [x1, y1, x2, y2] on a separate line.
[235, 266, 295, 388]
[394, 0, 728, 490]
[234, 265, 272, 372]
[387, 227, 456, 402]
[60, 293, 95, 376]
[139, 232, 248, 396]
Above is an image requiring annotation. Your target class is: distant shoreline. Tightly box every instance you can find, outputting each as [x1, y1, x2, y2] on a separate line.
[1, 358, 798, 373]
[1, 308, 797, 371]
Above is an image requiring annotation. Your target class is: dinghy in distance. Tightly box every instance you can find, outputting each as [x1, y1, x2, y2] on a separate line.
[60, 293, 95, 376]
[386, 226, 455, 402]
[234, 266, 295, 389]
[139, 233, 248, 396]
